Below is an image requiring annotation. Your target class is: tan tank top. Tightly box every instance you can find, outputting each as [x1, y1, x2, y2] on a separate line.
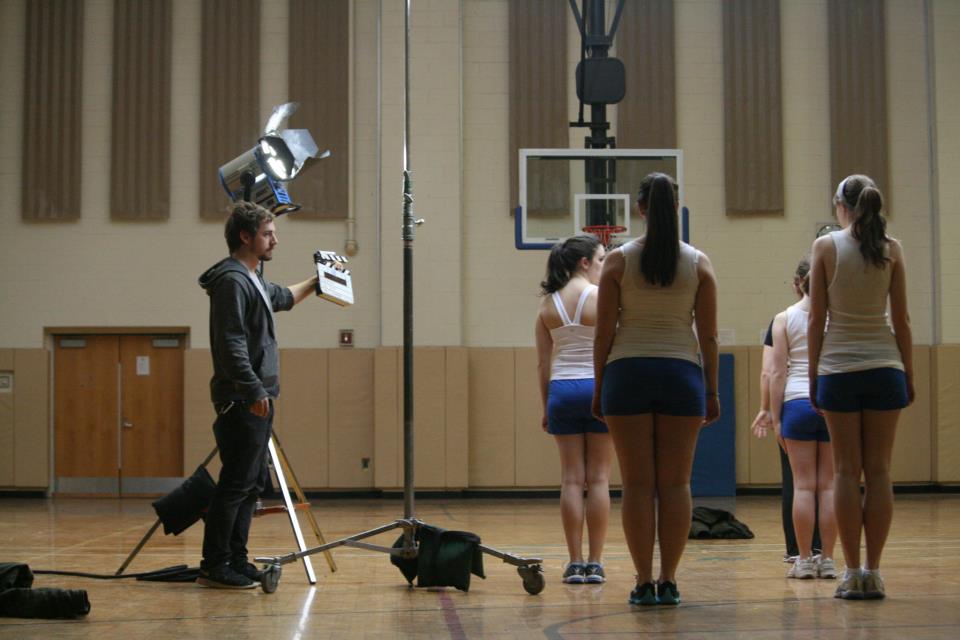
[607, 239, 702, 366]
[819, 230, 903, 374]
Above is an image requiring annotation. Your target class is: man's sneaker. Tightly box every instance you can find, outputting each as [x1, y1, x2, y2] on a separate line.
[231, 561, 264, 583]
[834, 568, 864, 600]
[628, 581, 658, 606]
[584, 562, 605, 584]
[197, 565, 258, 590]
[816, 556, 837, 579]
[656, 581, 681, 605]
[783, 554, 799, 564]
[861, 571, 886, 599]
[562, 562, 586, 584]
[787, 556, 816, 579]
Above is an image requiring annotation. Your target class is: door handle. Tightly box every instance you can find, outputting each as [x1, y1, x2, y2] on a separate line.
[122, 420, 133, 429]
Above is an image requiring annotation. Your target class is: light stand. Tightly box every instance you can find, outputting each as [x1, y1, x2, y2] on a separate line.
[254, 0, 544, 596]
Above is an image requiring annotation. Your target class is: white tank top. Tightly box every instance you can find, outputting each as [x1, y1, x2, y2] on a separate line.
[783, 303, 810, 402]
[607, 240, 702, 366]
[819, 230, 903, 374]
[550, 285, 597, 380]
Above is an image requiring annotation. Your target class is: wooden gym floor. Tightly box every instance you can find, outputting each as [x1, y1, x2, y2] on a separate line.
[1, 494, 958, 639]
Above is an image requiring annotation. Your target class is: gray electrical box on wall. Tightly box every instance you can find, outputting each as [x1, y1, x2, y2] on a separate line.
[0, 372, 12, 393]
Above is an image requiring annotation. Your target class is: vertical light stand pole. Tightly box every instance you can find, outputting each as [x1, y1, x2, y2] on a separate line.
[401, 0, 417, 537]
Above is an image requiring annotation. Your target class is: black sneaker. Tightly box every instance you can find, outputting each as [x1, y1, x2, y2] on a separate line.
[231, 561, 264, 583]
[562, 562, 587, 584]
[629, 581, 658, 605]
[657, 581, 680, 605]
[584, 562, 605, 584]
[197, 565, 258, 590]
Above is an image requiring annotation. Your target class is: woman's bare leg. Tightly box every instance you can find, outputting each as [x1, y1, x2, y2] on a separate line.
[860, 409, 900, 571]
[784, 439, 819, 559]
[816, 441, 838, 559]
[584, 431, 614, 563]
[605, 414, 656, 583]
[554, 434, 586, 563]
[654, 415, 703, 583]
[824, 410, 864, 569]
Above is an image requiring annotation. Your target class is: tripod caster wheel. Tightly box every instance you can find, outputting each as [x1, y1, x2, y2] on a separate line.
[260, 564, 282, 594]
[518, 564, 545, 595]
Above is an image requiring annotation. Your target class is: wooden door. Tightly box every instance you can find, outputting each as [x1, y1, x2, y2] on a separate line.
[119, 335, 184, 494]
[54, 334, 184, 495]
[54, 336, 121, 494]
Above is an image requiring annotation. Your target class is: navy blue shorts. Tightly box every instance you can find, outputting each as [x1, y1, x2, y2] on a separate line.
[816, 367, 909, 412]
[781, 398, 829, 442]
[600, 357, 705, 417]
[547, 379, 608, 435]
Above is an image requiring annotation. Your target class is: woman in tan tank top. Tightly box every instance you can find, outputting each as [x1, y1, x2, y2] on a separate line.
[808, 174, 914, 600]
[592, 173, 720, 606]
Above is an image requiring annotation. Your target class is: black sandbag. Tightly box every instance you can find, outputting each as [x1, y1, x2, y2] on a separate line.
[0, 563, 32, 591]
[688, 506, 755, 539]
[151, 465, 216, 535]
[0, 587, 90, 619]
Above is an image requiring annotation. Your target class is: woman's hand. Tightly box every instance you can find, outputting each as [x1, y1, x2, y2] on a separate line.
[774, 420, 785, 450]
[541, 415, 549, 432]
[809, 379, 823, 415]
[751, 410, 772, 438]
[591, 391, 604, 423]
[906, 371, 916, 406]
[702, 396, 720, 426]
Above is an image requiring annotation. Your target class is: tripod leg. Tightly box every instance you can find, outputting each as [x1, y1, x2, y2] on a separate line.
[115, 518, 163, 575]
[271, 433, 338, 573]
[268, 436, 317, 584]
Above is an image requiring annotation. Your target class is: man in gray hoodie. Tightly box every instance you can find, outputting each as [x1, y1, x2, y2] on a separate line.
[196, 201, 319, 589]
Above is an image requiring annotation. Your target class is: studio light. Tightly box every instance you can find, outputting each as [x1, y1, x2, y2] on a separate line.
[218, 102, 330, 215]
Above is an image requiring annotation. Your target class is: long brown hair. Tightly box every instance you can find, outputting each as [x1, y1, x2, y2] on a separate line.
[637, 172, 679, 286]
[540, 235, 602, 294]
[833, 174, 889, 268]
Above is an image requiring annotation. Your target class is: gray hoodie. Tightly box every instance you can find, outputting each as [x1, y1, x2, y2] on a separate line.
[198, 257, 294, 406]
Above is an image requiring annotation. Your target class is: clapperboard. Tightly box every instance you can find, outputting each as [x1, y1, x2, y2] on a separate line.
[314, 250, 354, 306]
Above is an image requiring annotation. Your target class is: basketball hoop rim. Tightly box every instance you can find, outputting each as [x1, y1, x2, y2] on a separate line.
[583, 224, 627, 246]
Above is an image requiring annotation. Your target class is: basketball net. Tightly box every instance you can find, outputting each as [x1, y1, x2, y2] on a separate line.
[583, 224, 627, 248]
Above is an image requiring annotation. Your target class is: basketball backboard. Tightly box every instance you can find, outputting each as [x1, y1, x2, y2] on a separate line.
[515, 148, 685, 250]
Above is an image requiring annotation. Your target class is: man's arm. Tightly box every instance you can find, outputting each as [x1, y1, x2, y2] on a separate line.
[287, 275, 320, 306]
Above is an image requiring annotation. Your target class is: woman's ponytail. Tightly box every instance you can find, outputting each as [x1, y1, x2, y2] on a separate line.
[638, 172, 680, 286]
[852, 185, 888, 268]
[540, 235, 601, 294]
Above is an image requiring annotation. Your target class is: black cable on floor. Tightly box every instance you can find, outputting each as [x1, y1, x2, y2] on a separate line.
[32, 564, 198, 582]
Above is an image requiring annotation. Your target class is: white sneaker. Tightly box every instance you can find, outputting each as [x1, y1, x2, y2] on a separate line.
[834, 568, 863, 599]
[861, 571, 885, 599]
[787, 556, 816, 579]
[816, 555, 837, 579]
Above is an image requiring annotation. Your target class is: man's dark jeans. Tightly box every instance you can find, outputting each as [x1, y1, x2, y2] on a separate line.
[201, 402, 272, 571]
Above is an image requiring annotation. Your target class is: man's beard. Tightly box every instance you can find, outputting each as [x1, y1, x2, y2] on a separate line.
[258, 251, 273, 262]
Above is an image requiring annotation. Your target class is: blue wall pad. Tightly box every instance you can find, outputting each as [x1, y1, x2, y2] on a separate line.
[691, 353, 736, 497]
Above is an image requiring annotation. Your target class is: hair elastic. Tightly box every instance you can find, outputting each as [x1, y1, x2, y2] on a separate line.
[834, 177, 848, 205]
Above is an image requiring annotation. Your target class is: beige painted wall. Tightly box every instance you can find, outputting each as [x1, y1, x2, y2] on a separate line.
[0, 349, 49, 489]
[1, 1, 958, 490]
[934, 0, 960, 342]
[178, 346, 943, 491]
[0, 0, 954, 350]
